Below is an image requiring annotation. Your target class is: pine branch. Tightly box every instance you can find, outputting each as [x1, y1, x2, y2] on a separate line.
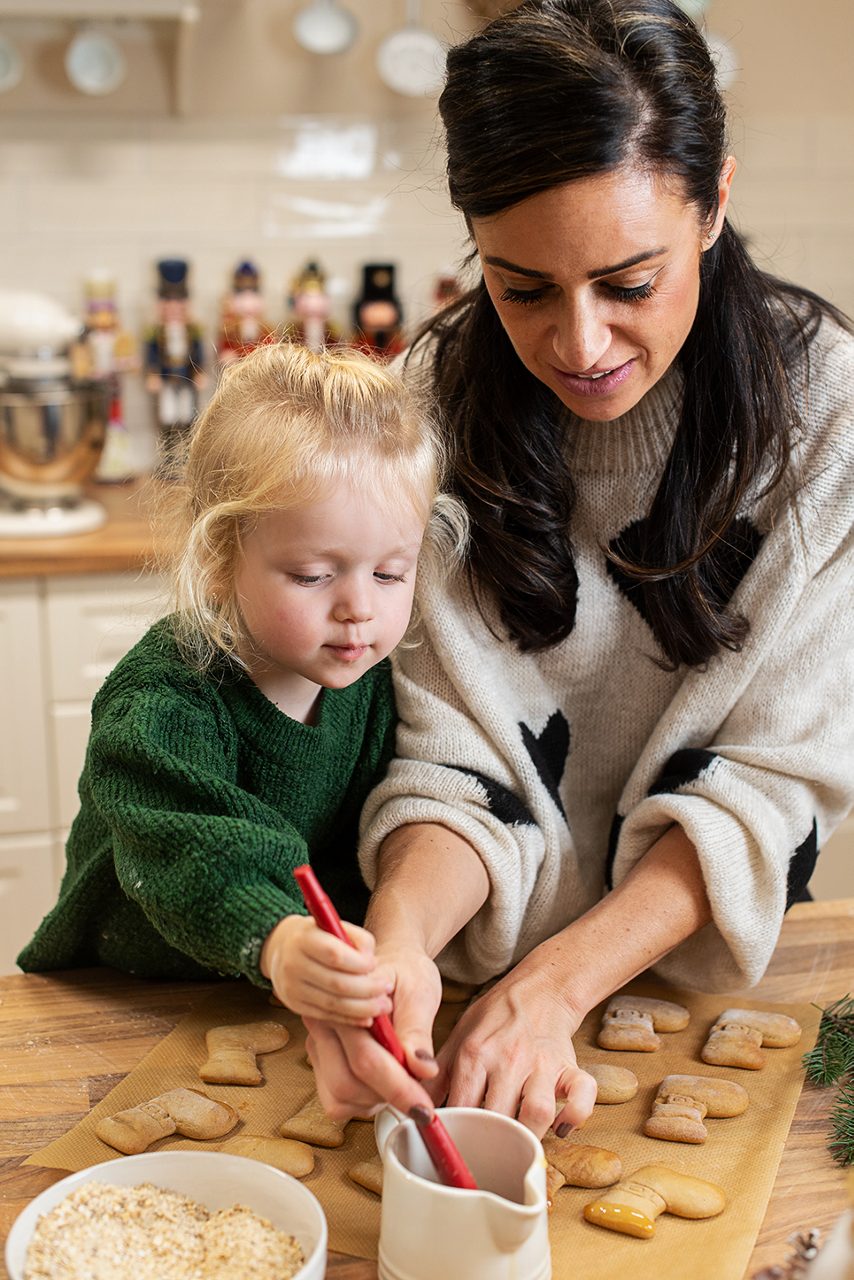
[803, 994, 854, 1087]
[828, 1077, 854, 1166]
[804, 994, 854, 1165]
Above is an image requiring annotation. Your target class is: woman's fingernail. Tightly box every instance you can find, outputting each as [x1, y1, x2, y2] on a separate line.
[409, 1105, 434, 1125]
[555, 1122, 574, 1138]
[414, 1049, 437, 1063]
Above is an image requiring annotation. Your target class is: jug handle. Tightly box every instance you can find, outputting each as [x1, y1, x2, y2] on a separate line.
[375, 1105, 408, 1159]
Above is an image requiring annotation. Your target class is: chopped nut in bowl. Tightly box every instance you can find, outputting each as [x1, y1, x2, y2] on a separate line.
[5, 1151, 327, 1280]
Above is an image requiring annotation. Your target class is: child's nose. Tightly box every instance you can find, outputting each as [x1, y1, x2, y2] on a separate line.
[332, 582, 374, 623]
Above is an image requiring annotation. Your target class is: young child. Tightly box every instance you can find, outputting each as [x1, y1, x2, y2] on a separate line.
[18, 341, 466, 1028]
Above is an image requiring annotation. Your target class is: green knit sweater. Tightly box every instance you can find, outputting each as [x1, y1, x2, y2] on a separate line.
[17, 617, 396, 985]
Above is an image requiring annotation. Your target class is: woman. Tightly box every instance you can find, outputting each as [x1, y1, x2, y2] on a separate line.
[306, 0, 854, 1138]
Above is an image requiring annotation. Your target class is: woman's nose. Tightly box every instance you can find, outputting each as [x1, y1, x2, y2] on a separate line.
[552, 296, 611, 373]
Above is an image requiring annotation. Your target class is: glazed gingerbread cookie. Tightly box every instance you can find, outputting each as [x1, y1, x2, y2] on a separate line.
[584, 1164, 726, 1238]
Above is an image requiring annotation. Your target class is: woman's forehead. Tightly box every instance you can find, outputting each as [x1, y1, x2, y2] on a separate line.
[471, 167, 696, 269]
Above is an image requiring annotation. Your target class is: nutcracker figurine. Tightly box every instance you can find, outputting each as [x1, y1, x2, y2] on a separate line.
[70, 270, 138, 482]
[144, 258, 205, 468]
[284, 260, 340, 353]
[350, 263, 406, 360]
[216, 259, 274, 365]
[432, 268, 464, 314]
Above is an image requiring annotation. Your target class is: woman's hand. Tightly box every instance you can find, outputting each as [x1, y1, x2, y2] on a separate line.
[435, 939, 598, 1138]
[303, 943, 443, 1121]
[260, 914, 394, 1027]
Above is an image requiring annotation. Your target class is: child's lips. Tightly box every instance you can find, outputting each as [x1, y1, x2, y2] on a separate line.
[325, 643, 369, 662]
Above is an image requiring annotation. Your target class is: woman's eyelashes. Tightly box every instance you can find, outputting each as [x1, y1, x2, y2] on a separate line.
[498, 277, 659, 306]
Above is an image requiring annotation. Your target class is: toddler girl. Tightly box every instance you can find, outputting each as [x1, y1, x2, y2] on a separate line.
[18, 341, 466, 1027]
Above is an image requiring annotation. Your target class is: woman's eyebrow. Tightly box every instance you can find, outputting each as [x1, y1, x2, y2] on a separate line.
[588, 248, 667, 279]
[483, 255, 554, 280]
[483, 248, 667, 280]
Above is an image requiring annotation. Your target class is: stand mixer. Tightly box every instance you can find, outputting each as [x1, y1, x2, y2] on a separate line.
[0, 290, 110, 537]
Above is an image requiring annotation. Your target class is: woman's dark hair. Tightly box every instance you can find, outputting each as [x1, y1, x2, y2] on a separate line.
[415, 0, 849, 667]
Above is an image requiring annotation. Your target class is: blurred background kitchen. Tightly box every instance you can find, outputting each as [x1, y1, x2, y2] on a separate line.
[0, 0, 851, 972]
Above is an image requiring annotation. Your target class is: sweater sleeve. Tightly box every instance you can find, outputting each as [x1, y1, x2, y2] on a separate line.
[359, 573, 571, 984]
[612, 522, 854, 991]
[86, 684, 309, 982]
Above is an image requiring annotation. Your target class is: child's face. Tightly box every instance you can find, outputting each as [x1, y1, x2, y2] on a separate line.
[234, 476, 426, 721]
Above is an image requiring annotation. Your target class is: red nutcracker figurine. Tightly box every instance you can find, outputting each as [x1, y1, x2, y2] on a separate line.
[144, 259, 205, 466]
[350, 263, 406, 360]
[284, 260, 340, 353]
[217, 260, 274, 365]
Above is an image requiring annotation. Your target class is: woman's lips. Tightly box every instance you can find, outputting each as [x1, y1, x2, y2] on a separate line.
[552, 358, 635, 397]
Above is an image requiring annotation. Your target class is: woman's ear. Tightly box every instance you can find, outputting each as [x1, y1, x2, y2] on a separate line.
[704, 155, 737, 248]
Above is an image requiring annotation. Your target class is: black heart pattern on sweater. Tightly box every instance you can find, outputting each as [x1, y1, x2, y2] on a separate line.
[605, 748, 718, 888]
[441, 765, 536, 827]
[605, 516, 764, 648]
[786, 819, 818, 907]
[519, 710, 570, 821]
[607, 752, 819, 905]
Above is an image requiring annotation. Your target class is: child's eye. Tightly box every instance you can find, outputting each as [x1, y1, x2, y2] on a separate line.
[374, 572, 406, 583]
[499, 284, 550, 306]
[603, 279, 656, 303]
[290, 573, 330, 585]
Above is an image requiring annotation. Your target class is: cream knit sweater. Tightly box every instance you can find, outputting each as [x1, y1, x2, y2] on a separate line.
[360, 317, 854, 991]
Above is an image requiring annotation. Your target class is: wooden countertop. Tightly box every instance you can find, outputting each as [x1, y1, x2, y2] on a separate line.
[0, 480, 157, 579]
[1, 899, 852, 1279]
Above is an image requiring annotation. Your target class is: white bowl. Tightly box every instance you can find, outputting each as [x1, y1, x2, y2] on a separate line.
[5, 1151, 328, 1280]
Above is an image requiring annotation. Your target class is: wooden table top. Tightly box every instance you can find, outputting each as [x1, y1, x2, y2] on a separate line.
[0, 479, 156, 579]
[1, 899, 852, 1279]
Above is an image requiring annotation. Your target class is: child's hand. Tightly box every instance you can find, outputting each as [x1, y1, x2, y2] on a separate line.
[260, 915, 394, 1027]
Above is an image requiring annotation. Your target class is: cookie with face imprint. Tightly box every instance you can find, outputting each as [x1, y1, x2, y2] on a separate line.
[597, 995, 690, 1052]
[584, 1164, 726, 1238]
[701, 1008, 802, 1070]
[643, 1074, 749, 1143]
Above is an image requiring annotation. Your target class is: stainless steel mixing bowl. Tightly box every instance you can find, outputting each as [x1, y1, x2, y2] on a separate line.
[0, 380, 109, 506]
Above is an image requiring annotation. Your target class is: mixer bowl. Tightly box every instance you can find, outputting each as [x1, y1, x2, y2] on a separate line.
[0, 380, 109, 505]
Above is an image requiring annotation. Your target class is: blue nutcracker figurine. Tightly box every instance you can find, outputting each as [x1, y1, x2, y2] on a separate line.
[144, 259, 205, 467]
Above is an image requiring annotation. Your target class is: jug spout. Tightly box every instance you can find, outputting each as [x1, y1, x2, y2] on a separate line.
[484, 1190, 544, 1254]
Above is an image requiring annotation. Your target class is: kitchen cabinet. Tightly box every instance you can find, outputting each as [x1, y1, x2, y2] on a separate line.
[0, 571, 164, 973]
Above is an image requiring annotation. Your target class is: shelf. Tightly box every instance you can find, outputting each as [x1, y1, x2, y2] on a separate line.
[0, 0, 200, 115]
[0, 2, 199, 18]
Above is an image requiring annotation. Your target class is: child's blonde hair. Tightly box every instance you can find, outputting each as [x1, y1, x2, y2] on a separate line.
[155, 340, 466, 671]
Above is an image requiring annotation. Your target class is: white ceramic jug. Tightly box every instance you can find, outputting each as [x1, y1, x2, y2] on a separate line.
[375, 1106, 551, 1280]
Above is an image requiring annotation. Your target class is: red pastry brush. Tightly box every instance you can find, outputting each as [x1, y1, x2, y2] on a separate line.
[293, 863, 477, 1190]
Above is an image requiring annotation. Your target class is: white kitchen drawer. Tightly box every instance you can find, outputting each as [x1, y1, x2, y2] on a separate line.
[50, 701, 92, 831]
[0, 831, 56, 975]
[44, 572, 166, 702]
[0, 581, 52, 837]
